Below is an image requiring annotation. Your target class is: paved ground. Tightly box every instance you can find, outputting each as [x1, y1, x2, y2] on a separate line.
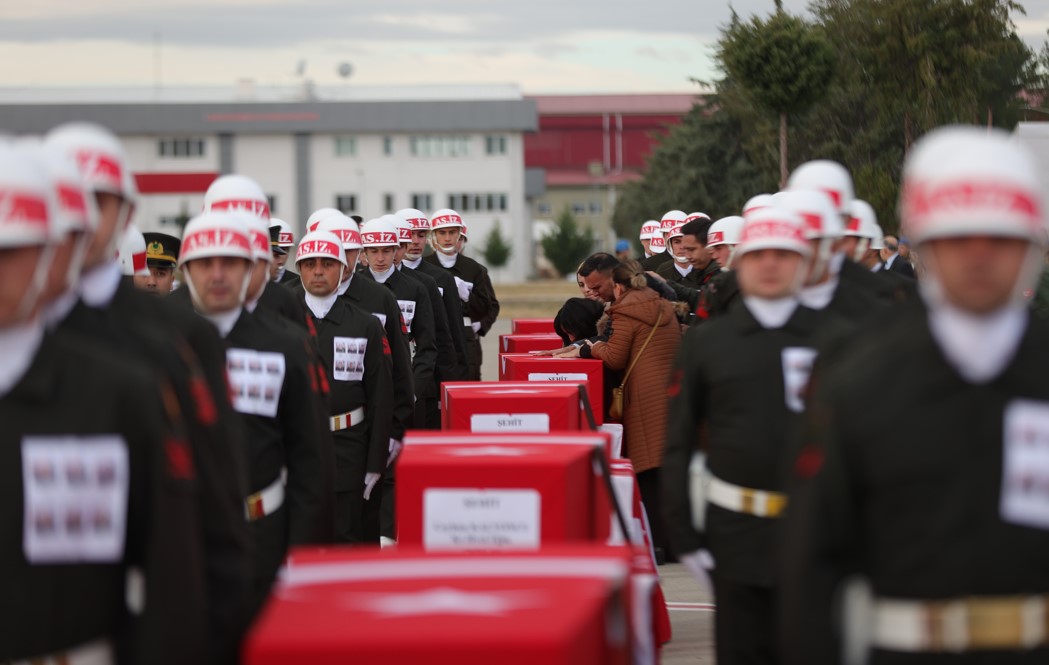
[480, 317, 716, 663]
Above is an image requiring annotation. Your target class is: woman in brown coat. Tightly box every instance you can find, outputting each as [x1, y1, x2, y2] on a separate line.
[582, 260, 680, 557]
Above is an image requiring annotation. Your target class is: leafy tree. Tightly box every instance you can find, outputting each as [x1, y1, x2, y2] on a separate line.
[612, 95, 777, 240]
[719, 7, 835, 187]
[482, 221, 512, 268]
[541, 208, 596, 276]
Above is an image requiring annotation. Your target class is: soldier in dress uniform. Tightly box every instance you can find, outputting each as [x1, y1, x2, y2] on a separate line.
[295, 230, 393, 544]
[392, 212, 462, 423]
[397, 208, 469, 382]
[641, 210, 686, 272]
[178, 212, 329, 613]
[776, 188, 886, 324]
[0, 143, 206, 665]
[693, 216, 745, 324]
[268, 219, 299, 285]
[308, 213, 415, 466]
[639, 219, 662, 262]
[140, 231, 179, 296]
[359, 216, 440, 546]
[782, 126, 1049, 665]
[423, 208, 500, 381]
[663, 206, 854, 665]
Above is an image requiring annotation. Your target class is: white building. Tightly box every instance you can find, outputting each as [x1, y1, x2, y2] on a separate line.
[0, 84, 540, 281]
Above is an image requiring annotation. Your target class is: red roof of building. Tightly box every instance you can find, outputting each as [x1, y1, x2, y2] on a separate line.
[528, 94, 701, 115]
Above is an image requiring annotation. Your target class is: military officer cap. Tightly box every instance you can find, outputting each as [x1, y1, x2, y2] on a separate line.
[143, 232, 180, 268]
[268, 225, 288, 256]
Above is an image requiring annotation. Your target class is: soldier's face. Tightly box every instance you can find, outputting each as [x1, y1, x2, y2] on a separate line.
[247, 259, 269, 302]
[185, 256, 252, 313]
[364, 246, 397, 273]
[840, 236, 860, 262]
[641, 238, 651, 254]
[923, 236, 1030, 314]
[433, 228, 460, 253]
[680, 235, 711, 270]
[299, 257, 343, 296]
[134, 266, 174, 296]
[0, 245, 45, 325]
[42, 234, 79, 302]
[271, 252, 288, 280]
[736, 249, 806, 299]
[406, 230, 428, 260]
[710, 244, 733, 269]
[83, 192, 124, 271]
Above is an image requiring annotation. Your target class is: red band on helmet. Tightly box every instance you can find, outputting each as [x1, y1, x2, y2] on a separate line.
[57, 184, 88, 219]
[708, 231, 724, 244]
[183, 228, 252, 255]
[432, 214, 462, 226]
[297, 239, 342, 260]
[0, 190, 49, 227]
[209, 198, 271, 219]
[904, 180, 1041, 222]
[362, 231, 399, 245]
[74, 150, 123, 191]
[133, 251, 147, 273]
[742, 220, 807, 244]
[406, 217, 429, 229]
[846, 217, 861, 232]
[279, 232, 294, 244]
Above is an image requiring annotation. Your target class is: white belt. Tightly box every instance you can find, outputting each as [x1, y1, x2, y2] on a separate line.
[872, 595, 1049, 652]
[706, 475, 787, 518]
[245, 470, 285, 521]
[10, 639, 114, 665]
[330, 406, 365, 432]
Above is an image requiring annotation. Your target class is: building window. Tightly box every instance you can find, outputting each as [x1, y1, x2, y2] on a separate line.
[334, 136, 357, 157]
[485, 135, 507, 155]
[383, 193, 395, 213]
[410, 135, 470, 157]
[411, 193, 432, 211]
[335, 194, 357, 213]
[446, 193, 508, 213]
[537, 202, 552, 215]
[157, 137, 205, 158]
[383, 136, 394, 156]
[267, 195, 277, 214]
[589, 201, 602, 215]
[572, 202, 586, 215]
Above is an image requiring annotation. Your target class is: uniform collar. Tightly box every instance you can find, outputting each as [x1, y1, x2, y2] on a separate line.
[200, 307, 243, 338]
[370, 266, 395, 284]
[741, 296, 800, 329]
[927, 301, 1027, 384]
[43, 289, 79, 330]
[305, 290, 340, 320]
[798, 275, 840, 310]
[0, 321, 44, 398]
[403, 256, 422, 270]
[437, 252, 458, 269]
[78, 261, 123, 308]
[337, 273, 353, 296]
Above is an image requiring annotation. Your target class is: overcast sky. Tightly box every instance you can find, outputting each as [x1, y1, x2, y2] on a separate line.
[4, 0, 1049, 93]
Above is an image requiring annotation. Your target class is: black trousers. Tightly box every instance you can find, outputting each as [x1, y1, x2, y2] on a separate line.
[380, 457, 396, 540]
[713, 574, 779, 665]
[635, 467, 670, 555]
[414, 396, 440, 430]
[464, 330, 482, 381]
[333, 426, 380, 544]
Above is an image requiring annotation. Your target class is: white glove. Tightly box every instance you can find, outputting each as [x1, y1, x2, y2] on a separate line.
[363, 472, 381, 500]
[680, 549, 715, 594]
[453, 276, 473, 302]
[388, 438, 403, 467]
[471, 321, 481, 334]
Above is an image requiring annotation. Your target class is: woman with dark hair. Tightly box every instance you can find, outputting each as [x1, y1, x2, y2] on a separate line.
[581, 260, 680, 557]
[553, 297, 605, 346]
